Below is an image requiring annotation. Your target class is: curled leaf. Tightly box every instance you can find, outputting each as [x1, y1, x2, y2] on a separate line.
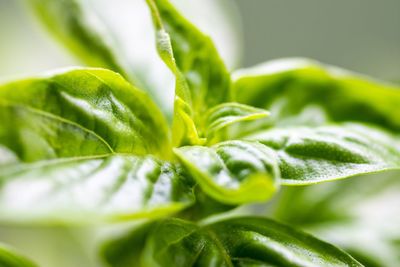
[174, 141, 279, 204]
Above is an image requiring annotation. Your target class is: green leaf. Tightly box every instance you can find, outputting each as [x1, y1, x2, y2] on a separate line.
[140, 217, 362, 267]
[0, 244, 39, 267]
[273, 171, 400, 266]
[0, 68, 195, 223]
[146, 0, 231, 146]
[0, 68, 170, 159]
[205, 103, 269, 143]
[231, 58, 400, 185]
[177, 185, 237, 221]
[174, 141, 279, 204]
[101, 222, 155, 267]
[0, 155, 194, 223]
[30, 0, 127, 78]
[245, 123, 400, 185]
[232, 58, 400, 132]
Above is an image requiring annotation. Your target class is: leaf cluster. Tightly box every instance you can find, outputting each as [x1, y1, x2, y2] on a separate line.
[0, 0, 399, 266]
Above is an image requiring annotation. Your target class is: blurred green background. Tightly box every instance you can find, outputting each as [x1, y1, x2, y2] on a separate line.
[0, 0, 399, 81]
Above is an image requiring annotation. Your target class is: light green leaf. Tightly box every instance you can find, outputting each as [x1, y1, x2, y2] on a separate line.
[146, 0, 231, 146]
[0, 68, 195, 223]
[273, 171, 400, 266]
[174, 141, 279, 204]
[0, 154, 194, 223]
[140, 217, 362, 267]
[0, 243, 39, 267]
[246, 123, 400, 185]
[30, 0, 128, 78]
[0, 68, 170, 159]
[232, 58, 400, 132]
[205, 103, 269, 143]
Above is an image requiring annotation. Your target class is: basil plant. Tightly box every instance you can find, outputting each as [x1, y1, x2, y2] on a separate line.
[0, 0, 399, 266]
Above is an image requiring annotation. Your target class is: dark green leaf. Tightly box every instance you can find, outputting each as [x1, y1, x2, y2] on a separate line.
[174, 141, 279, 204]
[177, 185, 237, 221]
[101, 222, 155, 267]
[232, 58, 400, 132]
[0, 244, 39, 267]
[140, 217, 362, 267]
[231, 58, 400, 185]
[245, 123, 400, 185]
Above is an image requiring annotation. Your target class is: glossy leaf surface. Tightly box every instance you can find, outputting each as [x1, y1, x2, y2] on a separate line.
[146, 0, 231, 146]
[0, 68, 170, 159]
[0, 244, 38, 267]
[232, 58, 400, 185]
[140, 217, 362, 267]
[0, 69, 196, 223]
[245, 123, 400, 184]
[0, 155, 194, 223]
[174, 141, 279, 204]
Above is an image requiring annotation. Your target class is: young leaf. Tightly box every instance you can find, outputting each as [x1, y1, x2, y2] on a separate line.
[0, 244, 39, 267]
[205, 103, 269, 143]
[30, 0, 127, 77]
[174, 141, 279, 204]
[29, 0, 242, 119]
[246, 123, 400, 185]
[140, 217, 362, 267]
[146, 0, 231, 146]
[0, 68, 196, 223]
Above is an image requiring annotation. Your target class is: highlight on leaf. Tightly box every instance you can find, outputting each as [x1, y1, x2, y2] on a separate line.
[0, 68, 196, 224]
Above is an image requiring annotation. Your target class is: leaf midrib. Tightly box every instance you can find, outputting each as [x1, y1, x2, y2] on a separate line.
[0, 99, 115, 153]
